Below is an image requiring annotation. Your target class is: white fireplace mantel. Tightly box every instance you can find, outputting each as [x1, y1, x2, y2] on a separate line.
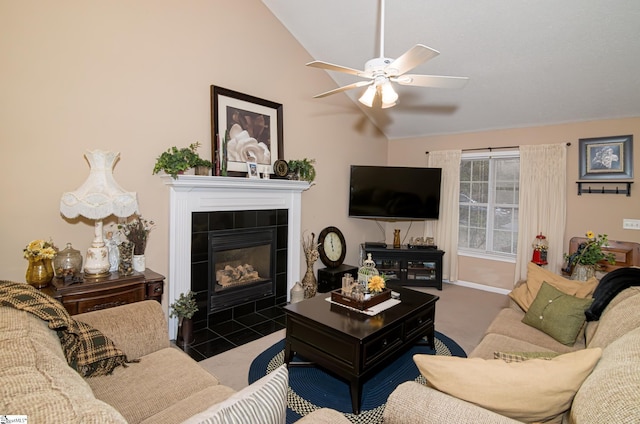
[162, 175, 311, 339]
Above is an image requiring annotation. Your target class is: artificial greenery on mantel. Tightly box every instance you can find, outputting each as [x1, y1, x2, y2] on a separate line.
[152, 142, 213, 179]
[287, 158, 316, 182]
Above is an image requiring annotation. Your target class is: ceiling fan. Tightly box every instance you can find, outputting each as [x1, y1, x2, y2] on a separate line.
[307, 0, 468, 108]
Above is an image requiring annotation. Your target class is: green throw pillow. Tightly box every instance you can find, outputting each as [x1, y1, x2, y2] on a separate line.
[522, 281, 594, 346]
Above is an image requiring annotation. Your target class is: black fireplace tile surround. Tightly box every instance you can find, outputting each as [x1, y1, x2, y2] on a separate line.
[179, 209, 288, 361]
[179, 305, 287, 361]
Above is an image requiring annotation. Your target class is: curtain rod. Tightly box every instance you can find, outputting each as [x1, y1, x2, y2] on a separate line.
[425, 142, 571, 155]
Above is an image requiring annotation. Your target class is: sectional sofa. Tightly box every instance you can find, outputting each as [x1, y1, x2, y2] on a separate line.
[383, 265, 640, 423]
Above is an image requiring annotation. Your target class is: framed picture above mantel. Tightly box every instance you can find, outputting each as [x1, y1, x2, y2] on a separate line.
[211, 86, 283, 176]
[578, 134, 633, 180]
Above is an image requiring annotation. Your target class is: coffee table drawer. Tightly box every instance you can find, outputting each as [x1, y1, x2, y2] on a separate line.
[363, 324, 403, 366]
[404, 304, 435, 340]
[287, 318, 358, 369]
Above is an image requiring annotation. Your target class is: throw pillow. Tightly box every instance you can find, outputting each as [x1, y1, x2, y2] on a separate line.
[181, 364, 288, 424]
[413, 348, 602, 423]
[509, 262, 598, 312]
[522, 282, 594, 345]
[493, 351, 559, 363]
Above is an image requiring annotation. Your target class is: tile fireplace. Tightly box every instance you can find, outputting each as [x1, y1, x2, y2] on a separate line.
[163, 175, 310, 342]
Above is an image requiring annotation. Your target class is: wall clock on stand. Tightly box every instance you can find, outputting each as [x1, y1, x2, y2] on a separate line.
[317, 226, 347, 268]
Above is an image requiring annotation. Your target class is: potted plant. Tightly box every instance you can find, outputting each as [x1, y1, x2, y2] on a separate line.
[563, 231, 616, 280]
[288, 158, 316, 182]
[169, 291, 198, 345]
[192, 155, 213, 176]
[153, 142, 212, 179]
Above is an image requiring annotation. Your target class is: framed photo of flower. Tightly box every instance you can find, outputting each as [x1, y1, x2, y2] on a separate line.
[211, 86, 283, 176]
[578, 135, 633, 180]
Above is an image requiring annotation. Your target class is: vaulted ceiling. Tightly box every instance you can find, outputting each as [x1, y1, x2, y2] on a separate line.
[262, 0, 640, 139]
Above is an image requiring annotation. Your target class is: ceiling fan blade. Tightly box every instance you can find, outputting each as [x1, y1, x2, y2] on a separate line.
[385, 44, 440, 76]
[393, 74, 469, 89]
[313, 80, 373, 98]
[306, 60, 364, 76]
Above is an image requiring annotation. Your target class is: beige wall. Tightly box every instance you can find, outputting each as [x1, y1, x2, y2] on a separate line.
[388, 117, 640, 290]
[0, 1, 388, 297]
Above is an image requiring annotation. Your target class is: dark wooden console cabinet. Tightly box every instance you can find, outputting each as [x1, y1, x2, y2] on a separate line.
[42, 269, 164, 315]
[360, 244, 444, 290]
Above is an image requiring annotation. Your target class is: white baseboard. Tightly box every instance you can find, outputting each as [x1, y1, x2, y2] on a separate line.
[444, 279, 511, 295]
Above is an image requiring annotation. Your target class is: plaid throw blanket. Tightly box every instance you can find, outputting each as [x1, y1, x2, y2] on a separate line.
[0, 280, 133, 377]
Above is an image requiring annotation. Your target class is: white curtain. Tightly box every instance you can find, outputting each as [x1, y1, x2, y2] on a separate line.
[515, 143, 567, 283]
[426, 150, 461, 282]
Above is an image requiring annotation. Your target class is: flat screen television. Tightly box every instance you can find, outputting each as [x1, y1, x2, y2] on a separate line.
[348, 165, 442, 220]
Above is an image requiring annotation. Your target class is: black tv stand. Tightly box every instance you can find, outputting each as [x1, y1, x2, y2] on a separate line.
[364, 241, 387, 248]
[360, 244, 444, 290]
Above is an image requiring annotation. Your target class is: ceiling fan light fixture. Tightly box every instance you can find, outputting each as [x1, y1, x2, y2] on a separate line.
[380, 81, 398, 107]
[358, 85, 377, 107]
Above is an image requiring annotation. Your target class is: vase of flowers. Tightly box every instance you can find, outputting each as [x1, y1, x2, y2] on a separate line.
[119, 215, 155, 272]
[564, 231, 616, 281]
[24, 239, 57, 288]
[301, 232, 319, 299]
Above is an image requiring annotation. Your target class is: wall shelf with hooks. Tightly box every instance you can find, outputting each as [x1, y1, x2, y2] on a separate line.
[576, 181, 633, 196]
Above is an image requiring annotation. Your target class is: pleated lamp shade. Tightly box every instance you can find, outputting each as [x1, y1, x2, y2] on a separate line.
[60, 150, 138, 276]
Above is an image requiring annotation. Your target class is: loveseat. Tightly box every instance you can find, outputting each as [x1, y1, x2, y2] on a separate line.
[0, 290, 349, 424]
[383, 265, 640, 423]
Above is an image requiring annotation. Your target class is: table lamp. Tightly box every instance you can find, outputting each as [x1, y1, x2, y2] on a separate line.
[60, 150, 138, 277]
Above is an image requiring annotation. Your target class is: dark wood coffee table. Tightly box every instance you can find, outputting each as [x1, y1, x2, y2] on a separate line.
[283, 285, 438, 414]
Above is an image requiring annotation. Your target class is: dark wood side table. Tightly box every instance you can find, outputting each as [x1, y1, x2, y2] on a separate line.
[283, 286, 438, 414]
[41, 269, 164, 315]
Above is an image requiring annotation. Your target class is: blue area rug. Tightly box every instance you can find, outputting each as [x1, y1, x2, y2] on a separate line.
[248, 331, 466, 423]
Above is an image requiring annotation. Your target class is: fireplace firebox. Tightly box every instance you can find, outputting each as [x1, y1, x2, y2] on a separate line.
[209, 228, 276, 312]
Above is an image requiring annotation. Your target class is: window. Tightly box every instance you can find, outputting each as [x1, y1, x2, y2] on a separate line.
[459, 151, 519, 259]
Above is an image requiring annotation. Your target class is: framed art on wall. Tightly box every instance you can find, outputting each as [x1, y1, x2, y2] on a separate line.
[578, 135, 633, 180]
[211, 86, 283, 175]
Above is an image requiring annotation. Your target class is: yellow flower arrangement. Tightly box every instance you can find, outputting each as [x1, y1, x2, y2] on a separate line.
[563, 231, 615, 267]
[23, 239, 57, 261]
[368, 275, 387, 294]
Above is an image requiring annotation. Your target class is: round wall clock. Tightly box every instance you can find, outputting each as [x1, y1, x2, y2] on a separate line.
[317, 226, 347, 268]
[273, 159, 289, 177]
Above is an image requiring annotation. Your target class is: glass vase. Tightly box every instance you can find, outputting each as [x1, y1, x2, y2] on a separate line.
[118, 242, 134, 276]
[53, 243, 83, 279]
[25, 258, 54, 288]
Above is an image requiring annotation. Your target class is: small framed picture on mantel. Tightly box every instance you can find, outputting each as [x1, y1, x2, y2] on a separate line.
[578, 135, 633, 180]
[246, 161, 259, 179]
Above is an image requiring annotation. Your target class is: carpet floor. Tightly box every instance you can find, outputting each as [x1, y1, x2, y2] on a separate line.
[248, 332, 466, 423]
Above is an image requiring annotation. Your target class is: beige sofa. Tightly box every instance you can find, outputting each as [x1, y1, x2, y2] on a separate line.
[383, 273, 640, 423]
[0, 298, 349, 424]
